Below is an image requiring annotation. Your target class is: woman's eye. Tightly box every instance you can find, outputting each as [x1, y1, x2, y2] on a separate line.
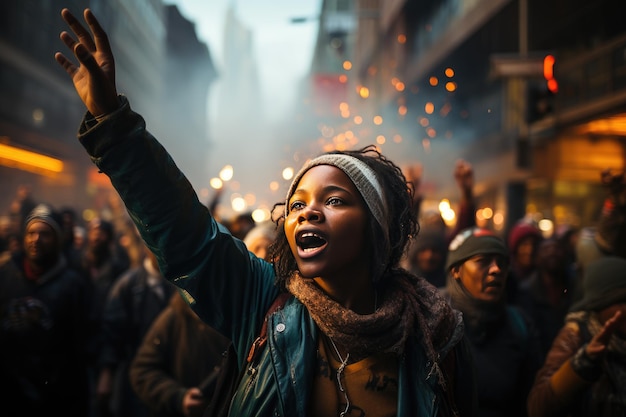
[290, 201, 305, 211]
[327, 197, 343, 206]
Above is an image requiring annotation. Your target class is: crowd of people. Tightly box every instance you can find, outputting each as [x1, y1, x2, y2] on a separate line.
[0, 184, 279, 417]
[1, 6, 626, 417]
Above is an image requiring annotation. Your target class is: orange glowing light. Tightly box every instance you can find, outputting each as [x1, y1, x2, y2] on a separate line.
[445, 82, 456, 92]
[0, 142, 63, 173]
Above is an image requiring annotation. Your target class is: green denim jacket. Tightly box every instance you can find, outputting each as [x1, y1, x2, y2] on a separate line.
[78, 97, 476, 417]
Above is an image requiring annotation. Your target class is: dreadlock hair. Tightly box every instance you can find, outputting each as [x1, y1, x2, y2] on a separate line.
[268, 145, 418, 290]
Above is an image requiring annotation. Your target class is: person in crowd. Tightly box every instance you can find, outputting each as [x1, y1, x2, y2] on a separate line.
[80, 217, 131, 417]
[527, 256, 626, 416]
[506, 219, 543, 303]
[74, 224, 87, 251]
[574, 169, 626, 303]
[54, 8, 477, 416]
[0, 212, 22, 260]
[515, 238, 576, 359]
[553, 223, 579, 276]
[226, 212, 256, 241]
[130, 216, 276, 417]
[243, 220, 277, 261]
[403, 226, 448, 287]
[97, 244, 176, 417]
[402, 159, 477, 288]
[7, 184, 37, 233]
[60, 206, 84, 270]
[0, 203, 90, 417]
[106, 191, 147, 268]
[130, 291, 231, 417]
[442, 226, 543, 417]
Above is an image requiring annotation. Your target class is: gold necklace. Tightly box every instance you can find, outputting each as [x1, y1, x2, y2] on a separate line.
[327, 336, 350, 417]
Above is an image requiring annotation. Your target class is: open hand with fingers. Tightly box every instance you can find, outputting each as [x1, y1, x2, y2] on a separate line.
[54, 8, 120, 118]
[585, 310, 623, 360]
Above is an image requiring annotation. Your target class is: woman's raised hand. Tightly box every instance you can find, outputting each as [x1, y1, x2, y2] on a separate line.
[54, 8, 120, 118]
[586, 310, 622, 360]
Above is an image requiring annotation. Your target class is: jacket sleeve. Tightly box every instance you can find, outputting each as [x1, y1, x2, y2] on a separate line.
[129, 307, 187, 415]
[77, 97, 278, 358]
[526, 322, 592, 417]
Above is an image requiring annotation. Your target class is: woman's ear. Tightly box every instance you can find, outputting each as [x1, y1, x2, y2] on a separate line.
[451, 265, 461, 280]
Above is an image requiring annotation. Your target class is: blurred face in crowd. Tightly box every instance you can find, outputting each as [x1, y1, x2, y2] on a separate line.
[535, 239, 566, 274]
[24, 221, 59, 267]
[246, 236, 273, 261]
[452, 253, 509, 302]
[514, 236, 538, 270]
[415, 247, 445, 274]
[87, 225, 111, 251]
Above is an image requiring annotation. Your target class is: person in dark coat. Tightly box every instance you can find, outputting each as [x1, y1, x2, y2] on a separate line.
[527, 256, 626, 417]
[0, 203, 90, 417]
[402, 159, 477, 288]
[97, 245, 176, 417]
[515, 238, 576, 359]
[80, 217, 131, 416]
[443, 226, 544, 417]
[130, 292, 231, 417]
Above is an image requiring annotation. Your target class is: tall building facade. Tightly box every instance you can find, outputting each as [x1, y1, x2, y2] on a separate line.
[0, 0, 215, 216]
[303, 0, 626, 234]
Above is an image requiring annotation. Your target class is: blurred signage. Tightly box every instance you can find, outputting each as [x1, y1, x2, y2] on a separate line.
[490, 54, 544, 78]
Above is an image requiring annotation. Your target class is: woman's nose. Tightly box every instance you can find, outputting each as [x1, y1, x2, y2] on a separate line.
[298, 205, 323, 223]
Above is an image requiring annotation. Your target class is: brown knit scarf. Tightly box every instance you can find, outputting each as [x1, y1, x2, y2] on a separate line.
[286, 269, 460, 370]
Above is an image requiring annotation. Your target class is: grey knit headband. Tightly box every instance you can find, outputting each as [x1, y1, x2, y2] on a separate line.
[285, 154, 389, 235]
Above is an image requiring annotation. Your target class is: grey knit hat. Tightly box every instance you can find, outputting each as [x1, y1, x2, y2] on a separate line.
[285, 153, 389, 237]
[24, 203, 63, 243]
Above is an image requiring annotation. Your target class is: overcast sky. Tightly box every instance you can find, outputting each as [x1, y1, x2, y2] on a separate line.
[165, 0, 322, 123]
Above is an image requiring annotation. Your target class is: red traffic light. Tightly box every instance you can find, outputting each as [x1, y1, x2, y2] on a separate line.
[543, 54, 558, 94]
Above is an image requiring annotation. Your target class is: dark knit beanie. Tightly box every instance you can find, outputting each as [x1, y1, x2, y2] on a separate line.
[570, 256, 626, 312]
[446, 227, 509, 270]
[24, 203, 63, 243]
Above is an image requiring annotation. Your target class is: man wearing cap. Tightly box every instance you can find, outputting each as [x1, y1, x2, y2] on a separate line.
[0, 204, 90, 417]
[527, 256, 626, 416]
[444, 226, 543, 417]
